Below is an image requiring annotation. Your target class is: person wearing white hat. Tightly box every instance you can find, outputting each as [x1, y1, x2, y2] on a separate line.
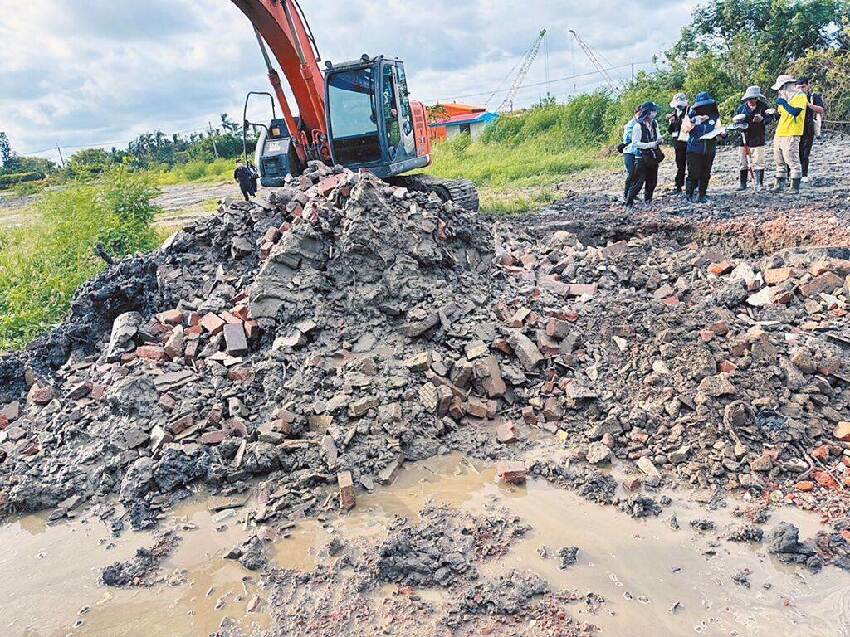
[666, 93, 689, 194]
[770, 74, 807, 194]
[733, 86, 776, 192]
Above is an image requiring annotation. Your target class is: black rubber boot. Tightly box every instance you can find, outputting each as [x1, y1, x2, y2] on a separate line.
[755, 170, 765, 192]
[770, 177, 786, 193]
[790, 177, 801, 194]
[698, 193, 709, 203]
[736, 169, 748, 191]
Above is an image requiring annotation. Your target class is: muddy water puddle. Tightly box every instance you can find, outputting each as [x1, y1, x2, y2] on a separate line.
[3, 454, 849, 636]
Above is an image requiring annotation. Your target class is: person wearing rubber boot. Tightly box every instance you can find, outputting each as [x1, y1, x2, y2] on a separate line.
[620, 105, 642, 203]
[666, 93, 689, 195]
[683, 92, 724, 203]
[625, 102, 663, 208]
[796, 77, 826, 183]
[733, 86, 775, 192]
[770, 74, 807, 195]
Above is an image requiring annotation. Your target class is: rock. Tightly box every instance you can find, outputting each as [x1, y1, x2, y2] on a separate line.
[338, 471, 355, 510]
[496, 460, 527, 484]
[496, 421, 519, 444]
[586, 442, 611, 465]
[223, 323, 248, 356]
[764, 267, 791, 285]
[637, 457, 661, 480]
[750, 453, 773, 472]
[799, 272, 842, 297]
[834, 421, 850, 442]
[28, 385, 55, 406]
[508, 330, 544, 370]
[200, 313, 226, 335]
[698, 374, 736, 398]
[106, 312, 142, 360]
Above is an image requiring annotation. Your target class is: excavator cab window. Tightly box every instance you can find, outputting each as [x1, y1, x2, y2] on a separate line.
[326, 67, 382, 165]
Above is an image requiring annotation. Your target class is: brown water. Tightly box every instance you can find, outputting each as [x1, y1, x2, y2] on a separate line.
[2, 454, 849, 636]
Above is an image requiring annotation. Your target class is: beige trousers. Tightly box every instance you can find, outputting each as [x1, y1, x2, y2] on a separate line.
[740, 145, 766, 170]
[774, 135, 802, 179]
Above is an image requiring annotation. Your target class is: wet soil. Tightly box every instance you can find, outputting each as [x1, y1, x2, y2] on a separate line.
[3, 454, 848, 637]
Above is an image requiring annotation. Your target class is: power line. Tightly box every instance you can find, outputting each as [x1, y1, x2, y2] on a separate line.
[423, 60, 653, 104]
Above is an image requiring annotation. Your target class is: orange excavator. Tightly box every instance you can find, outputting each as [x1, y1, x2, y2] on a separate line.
[231, 0, 480, 211]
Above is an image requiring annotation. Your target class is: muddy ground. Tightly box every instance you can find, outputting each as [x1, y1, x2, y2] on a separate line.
[2, 137, 850, 637]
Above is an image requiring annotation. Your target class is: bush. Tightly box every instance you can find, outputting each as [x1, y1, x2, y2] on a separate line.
[0, 169, 160, 350]
[0, 171, 45, 189]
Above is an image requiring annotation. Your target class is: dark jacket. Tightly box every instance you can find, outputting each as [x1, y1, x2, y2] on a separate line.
[735, 101, 775, 148]
[667, 106, 688, 138]
[234, 166, 253, 188]
[803, 92, 826, 138]
[686, 104, 721, 155]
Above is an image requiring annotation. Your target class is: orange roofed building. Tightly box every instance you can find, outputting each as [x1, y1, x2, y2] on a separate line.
[428, 103, 499, 142]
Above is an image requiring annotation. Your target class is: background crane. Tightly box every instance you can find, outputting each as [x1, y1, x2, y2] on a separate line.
[493, 29, 547, 113]
[569, 29, 619, 92]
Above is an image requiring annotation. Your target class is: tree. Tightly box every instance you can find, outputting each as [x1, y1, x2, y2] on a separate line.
[669, 0, 850, 83]
[67, 148, 114, 177]
[0, 132, 13, 171]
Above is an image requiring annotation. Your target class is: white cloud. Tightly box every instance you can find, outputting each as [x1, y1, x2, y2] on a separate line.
[0, 0, 700, 160]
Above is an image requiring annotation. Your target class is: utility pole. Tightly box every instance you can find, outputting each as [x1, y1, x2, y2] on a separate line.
[208, 121, 219, 159]
[56, 144, 65, 168]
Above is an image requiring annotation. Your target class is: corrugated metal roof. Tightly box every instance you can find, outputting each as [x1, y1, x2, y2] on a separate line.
[430, 112, 499, 128]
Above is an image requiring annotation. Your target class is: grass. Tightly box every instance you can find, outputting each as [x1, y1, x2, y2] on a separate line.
[427, 103, 618, 214]
[150, 158, 234, 186]
[0, 169, 160, 350]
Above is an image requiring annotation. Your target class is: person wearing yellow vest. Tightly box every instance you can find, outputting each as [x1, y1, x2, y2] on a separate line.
[770, 74, 808, 194]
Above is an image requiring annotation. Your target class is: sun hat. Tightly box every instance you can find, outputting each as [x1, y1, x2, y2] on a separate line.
[693, 92, 716, 108]
[771, 74, 797, 91]
[741, 85, 766, 101]
[669, 92, 688, 108]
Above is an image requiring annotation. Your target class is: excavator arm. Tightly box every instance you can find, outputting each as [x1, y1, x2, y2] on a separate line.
[230, 0, 328, 161]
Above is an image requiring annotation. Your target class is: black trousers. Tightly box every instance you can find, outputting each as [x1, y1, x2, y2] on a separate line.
[239, 185, 252, 201]
[799, 134, 814, 177]
[674, 140, 687, 188]
[686, 151, 716, 197]
[627, 158, 658, 204]
[623, 153, 637, 200]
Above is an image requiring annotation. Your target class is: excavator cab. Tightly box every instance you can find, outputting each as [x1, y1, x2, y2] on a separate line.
[324, 56, 428, 178]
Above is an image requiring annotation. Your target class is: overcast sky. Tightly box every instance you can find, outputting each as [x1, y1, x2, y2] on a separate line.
[0, 0, 700, 162]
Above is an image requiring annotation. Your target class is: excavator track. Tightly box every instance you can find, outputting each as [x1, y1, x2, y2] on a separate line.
[390, 174, 480, 213]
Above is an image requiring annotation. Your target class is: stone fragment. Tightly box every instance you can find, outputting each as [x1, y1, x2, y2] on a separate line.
[136, 345, 166, 361]
[799, 272, 842, 297]
[164, 325, 185, 359]
[223, 323, 248, 356]
[508, 331, 544, 370]
[637, 457, 661, 480]
[200, 430, 227, 445]
[338, 471, 355, 510]
[764, 267, 791, 285]
[28, 385, 55, 406]
[834, 421, 850, 442]
[496, 421, 518, 443]
[586, 442, 611, 465]
[708, 260, 735, 276]
[158, 309, 184, 325]
[496, 461, 527, 484]
[348, 397, 379, 418]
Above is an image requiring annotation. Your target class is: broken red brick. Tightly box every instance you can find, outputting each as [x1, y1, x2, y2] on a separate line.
[244, 320, 260, 340]
[136, 345, 166, 362]
[660, 295, 680, 308]
[184, 339, 199, 364]
[811, 445, 830, 462]
[708, 260, 734, 276]
[698, 329, 714, 343]
[200, 313, 226, 335]
[496, 460, 527, 485]
[158, 308, 184, 326]
[718, 360, 737, 374]
[200, 430, 228, 445]
[228, 367, 252, 382]
[709, 321, 730, 336]
[496, 421, 518, 444]
[764, 267, 792, 285]
[566, 283, 598, 297]
[799, 272, 843, 297]
[795, 480, 815, 492]
[338, 471, 355, 510]
[813, 470, 838, 490]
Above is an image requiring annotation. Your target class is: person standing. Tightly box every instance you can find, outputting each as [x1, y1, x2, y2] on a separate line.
[625, 102, 663, 207]
[734, 86, 775, 192]
[666, 93, 689, 194]
[234, 160, 253, 202]
[683, 92, 724, 203]
[621, 106, 642, 202]
[770, 74, 808, 194]
[796, 77, 826, 182]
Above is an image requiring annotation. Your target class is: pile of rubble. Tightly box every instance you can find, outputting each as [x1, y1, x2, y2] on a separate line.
[1, 155, 850, 533]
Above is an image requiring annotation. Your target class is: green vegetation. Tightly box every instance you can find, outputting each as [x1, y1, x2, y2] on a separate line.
[429, 0, 849, 212]
[151, 158, 235, 186]
[0, 169, 160, 350]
